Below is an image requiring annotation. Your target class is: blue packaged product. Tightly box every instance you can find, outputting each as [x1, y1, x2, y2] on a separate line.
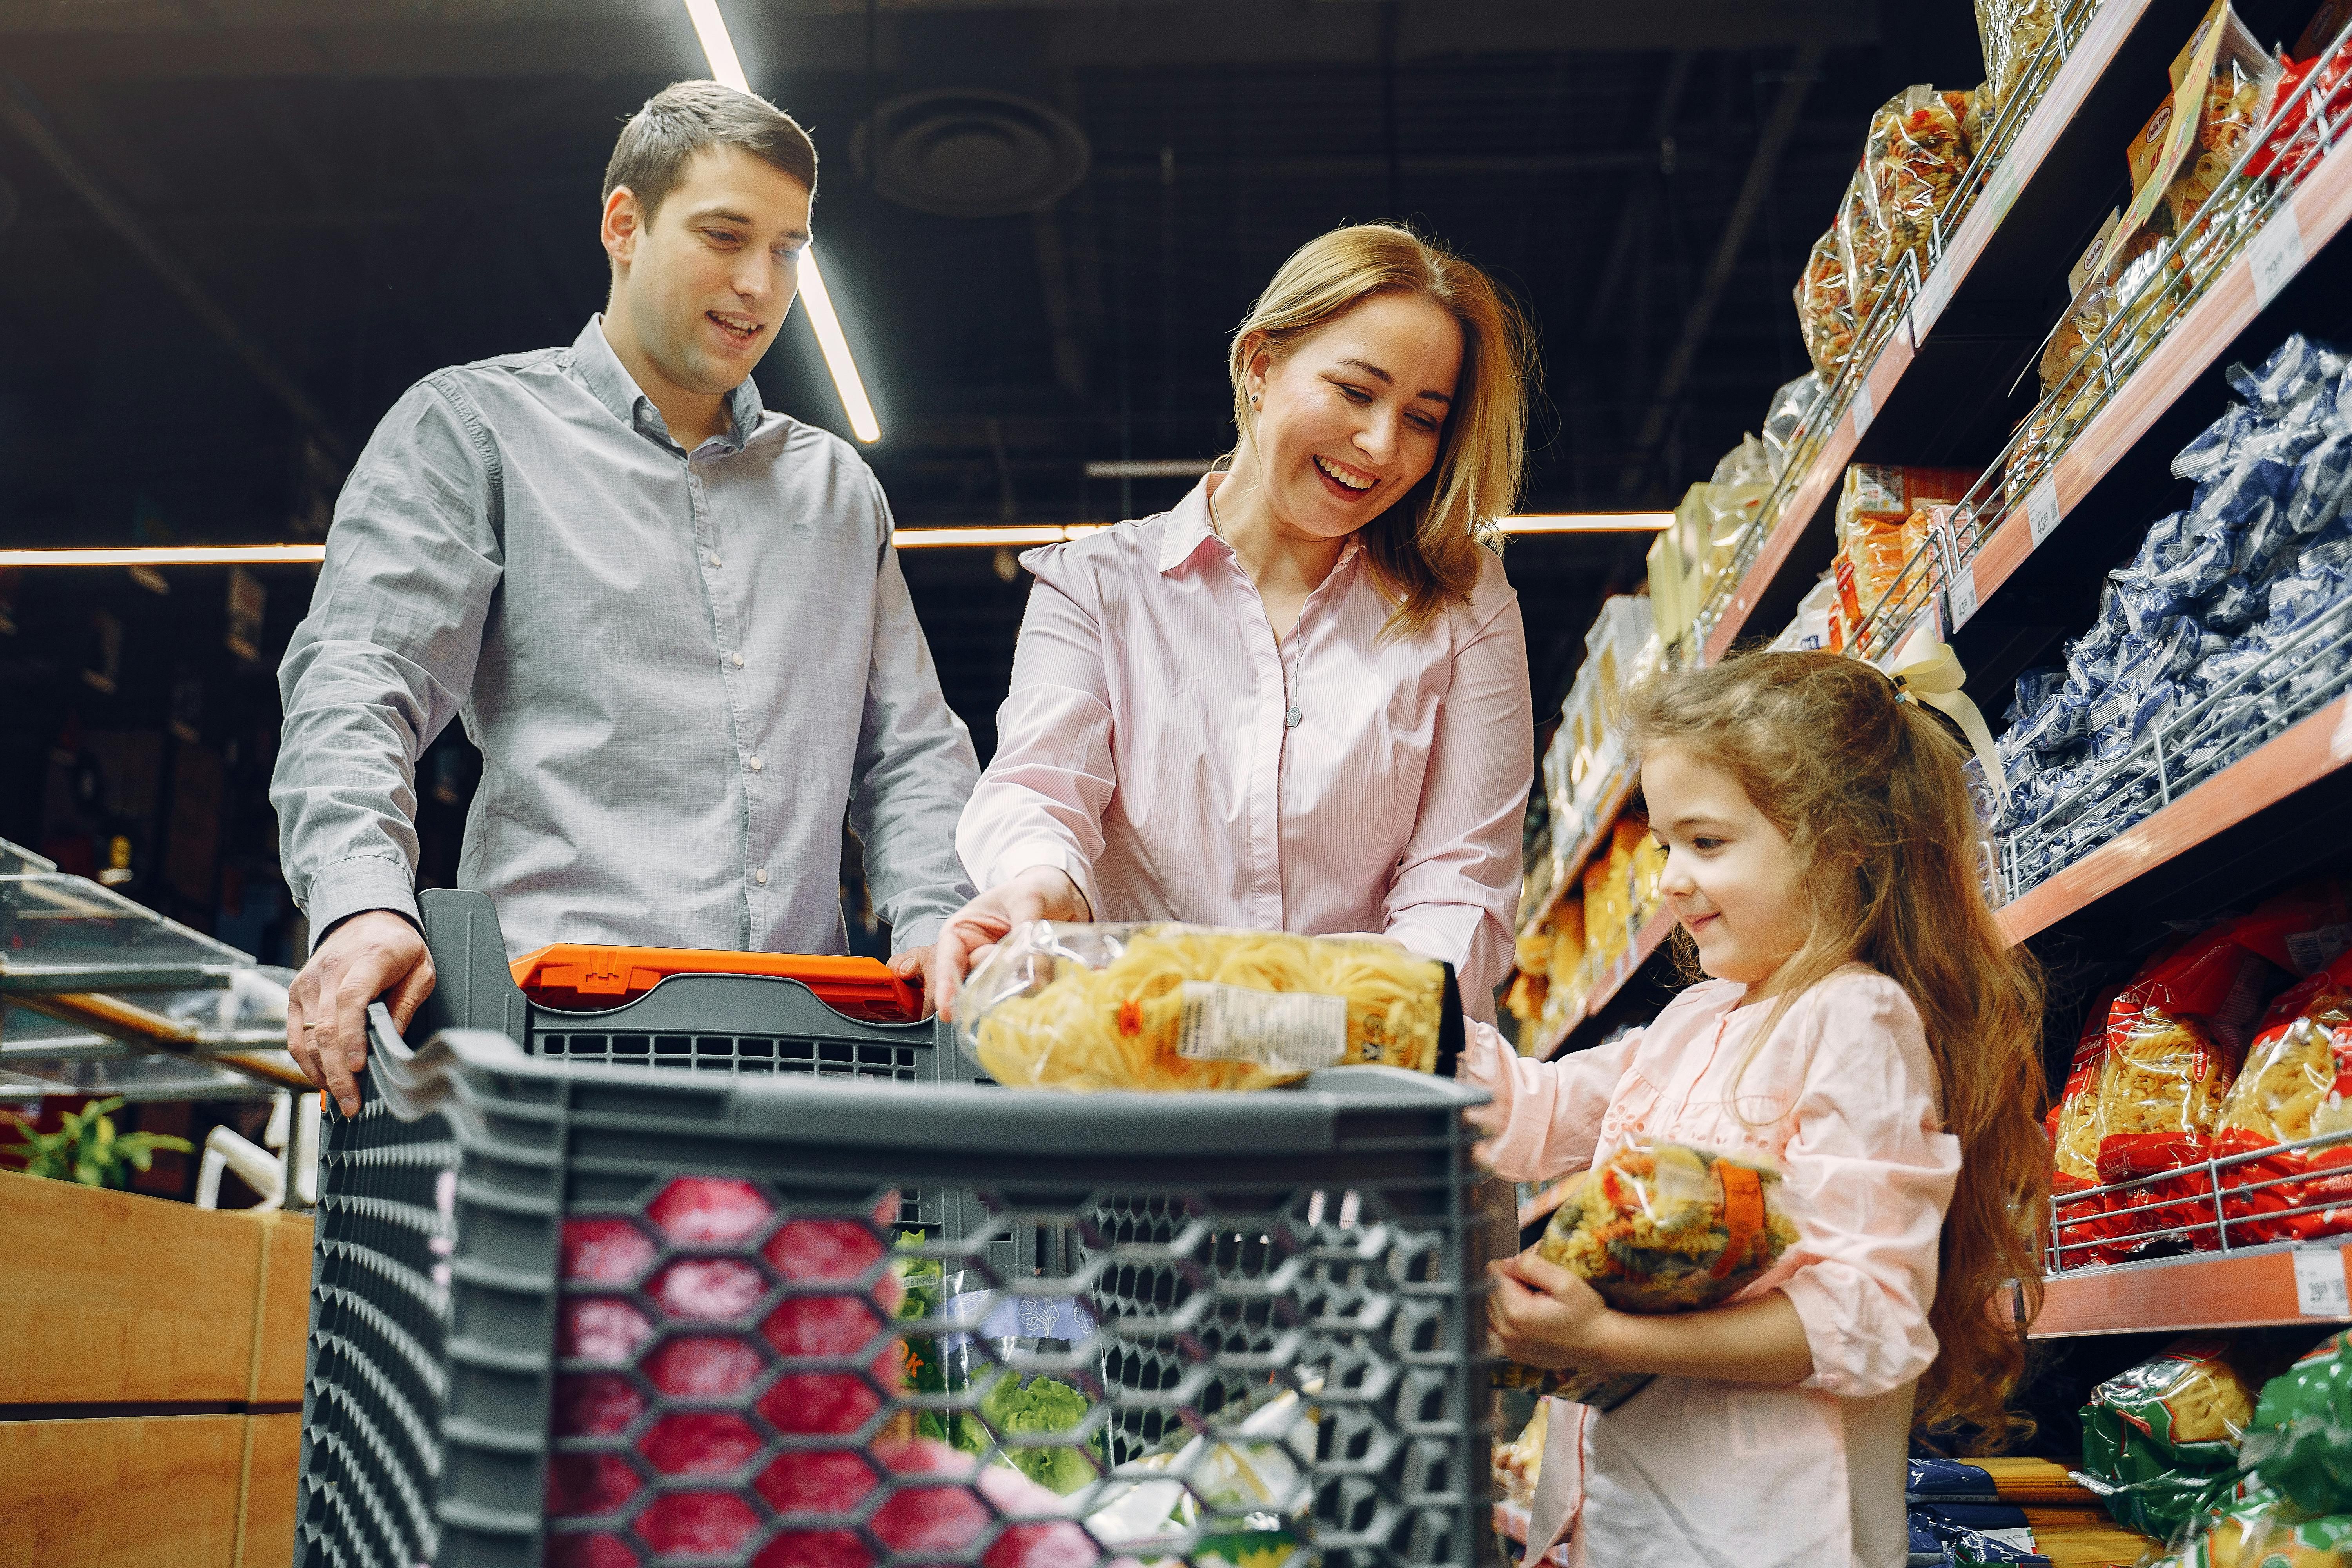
[1931, 1525, 2050, 1566]
[2288, 424, 2352, 537]
[2203, 572, 2269, 632]
[2173, 402, 2255, 481]
[1907, 1459, 2002, 1502]
[2004, 670, 2066, 731]
[1915, 1503, 2032, 1535]
[1908, 1512, 1945, 1566]
[2225, 333, 2342, 421]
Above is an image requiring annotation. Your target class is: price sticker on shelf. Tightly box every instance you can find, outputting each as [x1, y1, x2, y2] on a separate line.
[1851, 380, 1875, 439]
[2250, 209, 2308, 312]
[1911, 261, 1955, 342]
[1947, 566, 1980, 632]
[2295, 1249, 2349, 1317]
[1985, 158, 2021, 226]
[2026, 475, 2063, 546]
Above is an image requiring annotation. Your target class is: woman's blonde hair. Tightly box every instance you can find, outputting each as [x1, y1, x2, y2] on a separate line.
[1226, 223, 1535, 636]
[1624, 650, 2048, 1445]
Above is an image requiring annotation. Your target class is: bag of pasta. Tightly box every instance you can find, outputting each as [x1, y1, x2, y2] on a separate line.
[1795, 227, 1860, 377]
[1837, 167, 1892, 336]
[954, 922, 1459, 1092]
[1865, 85, 1973, 271]
[2246, 1332, 2352, 1518]
[2051, 990, 2122, 1269]
[2078, 1338, 2261, 1539]
[1492, 1142, 1800, 1410]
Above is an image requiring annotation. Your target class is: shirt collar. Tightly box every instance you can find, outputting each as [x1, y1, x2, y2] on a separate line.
[1157, 472, 1368, 576]
[570, 315, 764, 452]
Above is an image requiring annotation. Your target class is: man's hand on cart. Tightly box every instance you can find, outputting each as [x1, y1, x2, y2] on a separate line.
[925, 866, 1092, 1019]
[288, 910, 437, 1116]
[885, 947, 935, 1017]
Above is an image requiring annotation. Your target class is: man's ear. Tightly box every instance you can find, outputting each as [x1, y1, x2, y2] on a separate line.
[601, 186, 643, 273]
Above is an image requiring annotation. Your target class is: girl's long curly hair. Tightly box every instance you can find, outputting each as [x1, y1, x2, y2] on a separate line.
[1623, 650, 2047, 1444]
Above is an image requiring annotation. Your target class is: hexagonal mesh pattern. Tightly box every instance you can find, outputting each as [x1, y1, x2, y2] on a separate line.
[297, 1034, 1491, 1568]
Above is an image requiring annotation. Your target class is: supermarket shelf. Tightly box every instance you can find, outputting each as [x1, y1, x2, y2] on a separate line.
[1517, 768, 1637, 944]
[1996, 691, 2352, 945]
[1952, 136, 2352, 638]
[1699, 0, 2202, 659]
[1541, 904, 1678, 1060]
[2033, 1241, 2352, 1338]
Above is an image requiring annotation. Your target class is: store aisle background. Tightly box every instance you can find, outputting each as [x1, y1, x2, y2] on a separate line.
[0, 0, 1989, 977]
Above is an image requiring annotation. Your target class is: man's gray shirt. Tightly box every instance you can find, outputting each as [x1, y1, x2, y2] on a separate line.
[272, 316, 979, 958]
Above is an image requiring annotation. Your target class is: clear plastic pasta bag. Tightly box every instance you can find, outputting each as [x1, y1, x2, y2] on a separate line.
[1492, 1142, 1800, 1408]
[954, 921, 1455, 1092]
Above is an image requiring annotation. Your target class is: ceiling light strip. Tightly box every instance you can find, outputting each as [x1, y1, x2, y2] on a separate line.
[681, 0, 881, 445]
[1504, 513, 1675, 533]
[0, 544, 327, 568]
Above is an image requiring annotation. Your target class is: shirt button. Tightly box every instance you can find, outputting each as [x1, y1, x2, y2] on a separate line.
[731, 652, 744, 668]
[755, 868, 768, 885]
[750, 756, 764, 772]
[709, 553, 724, 568]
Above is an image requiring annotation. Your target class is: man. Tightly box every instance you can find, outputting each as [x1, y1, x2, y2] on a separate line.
[272, 82, 979, 1113]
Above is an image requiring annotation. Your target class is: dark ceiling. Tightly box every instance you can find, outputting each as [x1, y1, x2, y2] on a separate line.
[0, 0, 1989, 784]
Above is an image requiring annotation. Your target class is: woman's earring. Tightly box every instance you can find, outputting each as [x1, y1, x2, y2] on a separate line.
[1250, 393, 1261, 407]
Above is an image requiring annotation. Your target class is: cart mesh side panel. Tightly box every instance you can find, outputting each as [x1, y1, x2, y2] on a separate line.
[299, 1031, 1494, 1568]
[298, 1075, 462, 1568]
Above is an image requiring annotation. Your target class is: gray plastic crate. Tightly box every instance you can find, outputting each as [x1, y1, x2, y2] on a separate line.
[296, 1009, 1496, 1568]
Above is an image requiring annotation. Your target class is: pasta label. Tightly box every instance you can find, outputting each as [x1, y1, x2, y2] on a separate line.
[1175, 982, 1347, 1071]
[1712, 1164, 1767, 1280]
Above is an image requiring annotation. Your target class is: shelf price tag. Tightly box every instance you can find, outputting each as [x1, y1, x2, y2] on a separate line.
[1985, 158, 2022, 227]
[1852, 380, 1875, 440]
[1911, 261, 1955, 342]
[2026, 475, 2063, 547]
[2295, 1249, 2349, 1317]
[1947, 566, 1980, 632]
[2250, 207, 2307, 313]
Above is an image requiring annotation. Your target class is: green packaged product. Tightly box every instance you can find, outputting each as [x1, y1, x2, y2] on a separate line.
[2245, 1331, 2352, 1518]
[2077, 1338, 2257, 1539]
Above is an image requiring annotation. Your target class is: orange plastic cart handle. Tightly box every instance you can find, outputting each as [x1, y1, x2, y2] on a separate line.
[509, 944, 923, 1022]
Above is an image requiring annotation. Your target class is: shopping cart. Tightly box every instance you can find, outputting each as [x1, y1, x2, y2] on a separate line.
[294, 893, 1499, 1568]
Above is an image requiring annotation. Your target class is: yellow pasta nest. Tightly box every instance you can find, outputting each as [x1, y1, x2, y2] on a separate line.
[973, 926, 1445, 1092]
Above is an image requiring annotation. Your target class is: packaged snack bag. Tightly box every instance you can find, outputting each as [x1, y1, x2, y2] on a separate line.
[954, 923, 1455, 1092]
[1975, 0, 2061, 110]
[2077, 1338, 2260, 1538]
[1493, 1142, 1800, 1409]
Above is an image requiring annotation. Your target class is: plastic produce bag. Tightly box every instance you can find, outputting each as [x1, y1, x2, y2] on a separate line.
[1493, 1142, 1800, 1408]
[2078, 1339, 2261, 1539]
[955, 922, 1451, 1091]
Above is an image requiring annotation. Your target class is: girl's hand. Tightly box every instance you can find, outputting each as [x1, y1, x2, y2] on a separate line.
[1487, 1249, 1616, 1370]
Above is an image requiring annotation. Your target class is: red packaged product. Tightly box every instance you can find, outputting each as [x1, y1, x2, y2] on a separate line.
[2098, 1132, 2223, 1258]
[2050, 988, 2122, 1269]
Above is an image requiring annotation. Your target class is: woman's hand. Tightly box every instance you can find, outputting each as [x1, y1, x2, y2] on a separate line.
[1487, 1249, 1618, 1371]
[926, 867, 1093, 1019]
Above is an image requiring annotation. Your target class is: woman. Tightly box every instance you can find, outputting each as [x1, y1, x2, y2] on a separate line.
[929, 223, 1536, 1020]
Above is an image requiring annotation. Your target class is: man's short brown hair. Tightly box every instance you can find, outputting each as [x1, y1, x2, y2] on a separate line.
[602, 80, 818, 222]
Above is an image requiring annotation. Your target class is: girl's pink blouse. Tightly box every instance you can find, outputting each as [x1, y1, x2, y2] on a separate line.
[955, 476, 1533, 1005]
[1461, 966, 1962, 1567]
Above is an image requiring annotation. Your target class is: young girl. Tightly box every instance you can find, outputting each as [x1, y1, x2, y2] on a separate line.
[1464, 650, 2047, 1568]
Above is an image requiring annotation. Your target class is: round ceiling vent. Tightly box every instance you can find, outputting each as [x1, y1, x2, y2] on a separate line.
[852, 89, 1090, 219]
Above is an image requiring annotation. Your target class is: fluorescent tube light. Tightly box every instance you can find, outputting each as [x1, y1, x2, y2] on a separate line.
[0, 544, 327, 568]
[681, 0, 882, 445]
[1501, 513, 1674, 534]
[892, 524, 1109, 550]
[1085, 459, 1215, 479]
